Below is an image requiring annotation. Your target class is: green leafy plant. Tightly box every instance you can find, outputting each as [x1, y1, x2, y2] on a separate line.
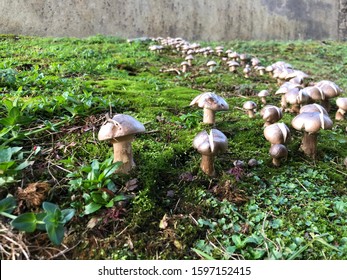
[67, 157, 129, 215]
[0, 196, 75, 245]
[0, 146, 35, 186]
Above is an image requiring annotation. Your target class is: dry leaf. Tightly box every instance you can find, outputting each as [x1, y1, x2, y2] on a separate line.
[17, 182, 50, 208]
[159, 214, 169, 229]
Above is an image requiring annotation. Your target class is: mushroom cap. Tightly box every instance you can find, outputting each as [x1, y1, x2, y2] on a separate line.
[302, 86, 324, 101]
[284, 88, 310, 105]
[227, 61, 240, 67]
[291, 111, 333, 133]
[275, 82, 302, 95]
[207, 60, 217, 67]
[269, 144, 288, 159]
[264, 122, 291, 144]
[193, 129, 228, 156]
[316, 80, 342, 99]
[243, 100, 257, 110]
[190, 92, 229, 111]
[336, 97, 347, 111]
[98, 114, 145, 141]
[258, 90, 269, 98]
[185, 54, 194, 61]
[299, 104, 328, 115]
[260, 105, 283, 122]
[181, 61, 189, 66]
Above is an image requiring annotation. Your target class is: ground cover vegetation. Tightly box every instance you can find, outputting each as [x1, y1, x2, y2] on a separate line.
[0, 34, 346, 260]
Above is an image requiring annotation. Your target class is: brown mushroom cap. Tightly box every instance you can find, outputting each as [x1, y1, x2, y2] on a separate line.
[243, 100, 257, 110]
[98, 114, 145, 141]
[264, 122, 291, 145]
[190, 92, 229, 111]
[260, 105, 283, 124]
[269, 144, 288, 160]
[316, 80, 342, 99]
[301, 86, 324, 102]
[207, 60, 217, 67]
[336, 97, 347, 111]
[291, 111, 333, 134]
[258, 90, 269, 98]
[193, 129, 228, 156]
[299, 104, 328, 115]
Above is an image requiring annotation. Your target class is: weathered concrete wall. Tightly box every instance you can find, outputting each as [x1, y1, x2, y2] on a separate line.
[0, 0, 340, 41]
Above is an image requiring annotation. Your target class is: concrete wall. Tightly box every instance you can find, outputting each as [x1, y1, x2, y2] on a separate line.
[0, 0, 341, 41]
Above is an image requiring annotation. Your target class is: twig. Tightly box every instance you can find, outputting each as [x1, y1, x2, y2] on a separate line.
[295, 178, 309, 192]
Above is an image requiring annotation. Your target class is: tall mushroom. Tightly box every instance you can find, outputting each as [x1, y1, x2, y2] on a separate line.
[291, 108, 333, 159]
[190, 92, 229, 125]
[193, 129, 228, 177]
[243, 101, 257, 118]
[207, 60, 217, 73]
[98, 114, 145, 174]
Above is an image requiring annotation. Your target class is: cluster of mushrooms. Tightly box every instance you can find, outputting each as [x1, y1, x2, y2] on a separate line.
[97, 36, 347, 176]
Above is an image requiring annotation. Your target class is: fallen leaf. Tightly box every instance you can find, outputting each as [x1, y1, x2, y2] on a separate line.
[159, 214, 169, 229]
[125, 178, 138, 191]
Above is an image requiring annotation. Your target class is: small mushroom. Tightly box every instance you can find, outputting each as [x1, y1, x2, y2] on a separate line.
[256, 66, 266, 76]
[190, 92, 229, 125]
[98, 114, 145, 174]
[227, 61, 240, 73]
[258, 90, 270, 105]
[282, 87, 310, 113]
[243, 64, 251, 78]
[193, 129, 228, 177]
[291, 110, 333, 159]
[344, 157, 347, 169]
[243, 101, 257, 118]
[335, 97, 347, 120]
[269, 144, 288, 167]
[207, 60, 217, 73]
[264, 122, 291, 146]
[181, 61, 189, 73]
[185, 54, 194, 67]
[260, 105, 283, 126]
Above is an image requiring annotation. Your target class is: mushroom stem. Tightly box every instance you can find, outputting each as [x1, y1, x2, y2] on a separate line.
[203, 108, 216, 124]
[247, 109, 255, 118]
[261, 97, 267, 104]
[272, 158, 282, 167]
[301, 132, 318, 159]
[200, 154, 215, 177]
[111, 135, 135, 174]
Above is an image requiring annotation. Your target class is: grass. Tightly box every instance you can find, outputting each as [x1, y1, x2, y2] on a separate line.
[0, 34, 346, 260]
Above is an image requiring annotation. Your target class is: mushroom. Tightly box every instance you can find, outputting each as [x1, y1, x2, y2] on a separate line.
[181, 61, 189, 73]
[264, 122, 291, 146]
[335, 97, 347, 120]
[98, 114, 145, 174]
[315, 80, 342, 112]
[207, 60, 217, 73]
[193, 129, 228, 177]
[283, 88, 310, 113]
[185, 54, 194, 67]
[344, 157, 347, 169]
[243, 101, 257, 118]
[301, 86, 324, 104]
[269, 144, 288, 167]
[291, 110, 333, 159]
[190, 92, 229, 125]
[260, 105, 283, 126]
[258, 90, 270, 105]
[227, 61, 240, 73]
[243, 64, 251, 78]
[256, 66, 266, 76]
